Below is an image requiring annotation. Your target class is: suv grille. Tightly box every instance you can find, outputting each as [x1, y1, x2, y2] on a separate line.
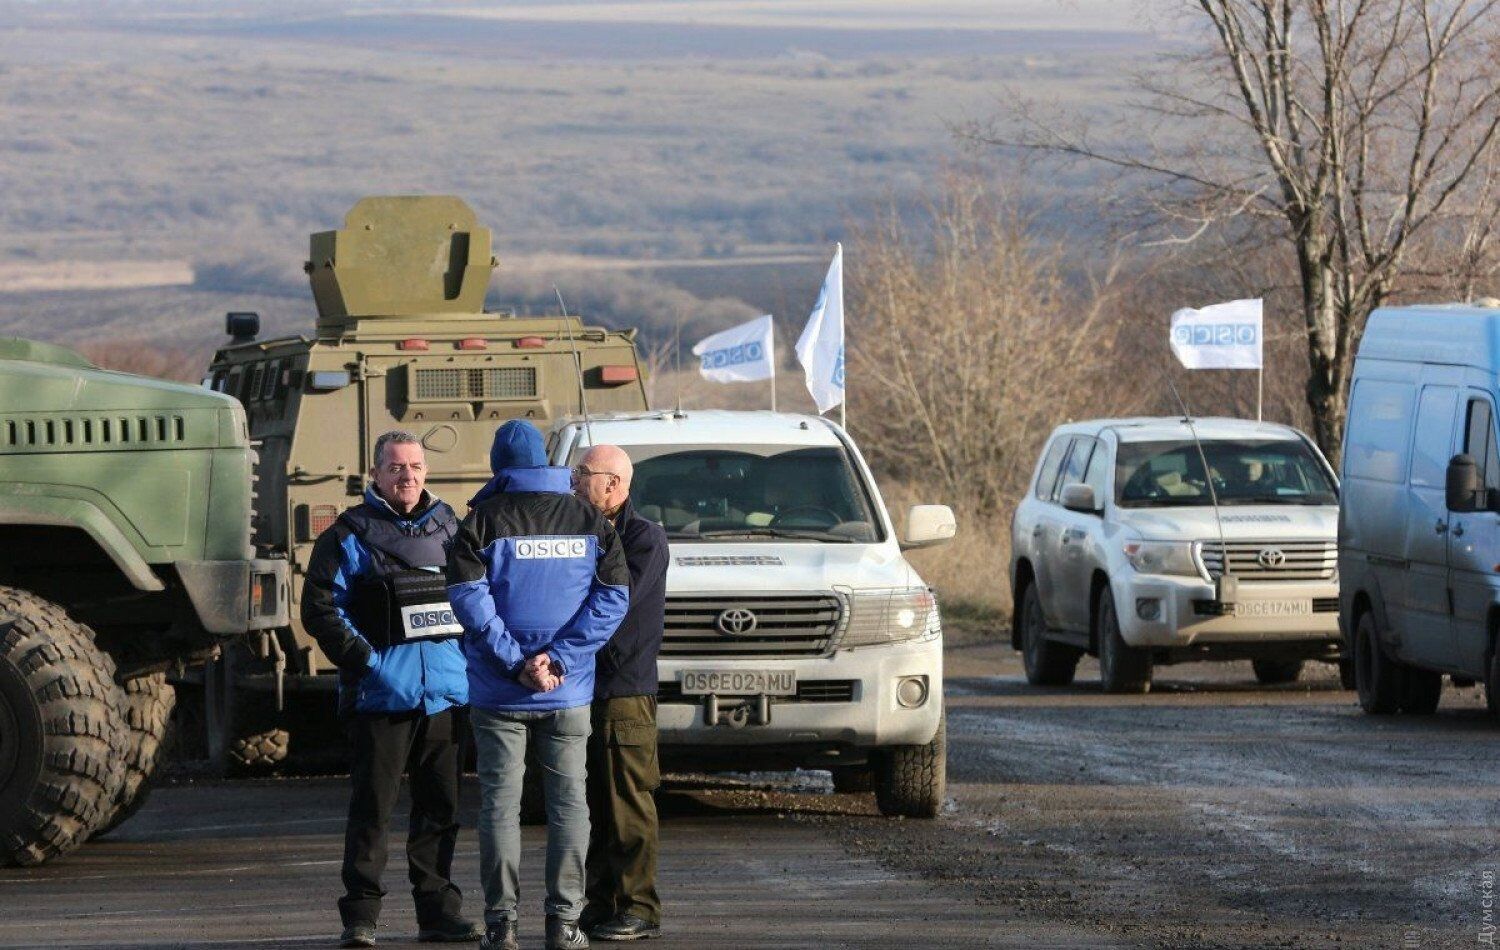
[412, 366, 537, 401]
[661, 594, 842, 657]
[1199, 539, 1336, 581]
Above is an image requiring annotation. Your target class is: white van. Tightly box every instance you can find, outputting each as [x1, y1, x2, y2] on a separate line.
[547, 410, 956, 816]
[1340, 303, 1500, 715]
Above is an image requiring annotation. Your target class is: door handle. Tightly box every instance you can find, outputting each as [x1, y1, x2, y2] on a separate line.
[1032, 526, 1044, 539]
[1453, 523, 1466, 538]
[1436, 520, 1448, 534]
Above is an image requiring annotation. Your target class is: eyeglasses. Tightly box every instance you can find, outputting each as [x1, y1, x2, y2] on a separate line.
[571, 466, 617, 482]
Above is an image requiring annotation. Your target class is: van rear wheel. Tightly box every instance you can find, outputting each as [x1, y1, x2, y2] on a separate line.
[1020, 584, 1081, 686]
[1097, 589, 1152, 694]
[1354, 610, 1401, 714]
[1398, 668, 1443, 715]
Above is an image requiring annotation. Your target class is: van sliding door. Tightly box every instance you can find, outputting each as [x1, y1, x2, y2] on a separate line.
[1448, 392, 1500, 676]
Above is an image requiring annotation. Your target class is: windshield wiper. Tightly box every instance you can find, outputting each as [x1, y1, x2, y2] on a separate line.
[692, 526, 852, 542]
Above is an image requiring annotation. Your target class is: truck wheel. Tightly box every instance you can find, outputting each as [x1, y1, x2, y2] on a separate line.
[204, 650, 290, 773]
[1251, 659, 1304, 685]
[227, 722, 291, 771]
[1354, 610, 1401, 714]
[1398, 668, 1443, 715]
[874, 711, 945, 819]
[94, 673, 176, 836]
[1020, 584, 1081, 686]
[1097, 589, 1152, 694]
[831, 766, 875, 793]
[0, 588, 127, 865]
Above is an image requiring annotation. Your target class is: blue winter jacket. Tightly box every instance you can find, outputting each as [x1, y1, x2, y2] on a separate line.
[300, 488, 470, 716]
[447, 463, 631, 713]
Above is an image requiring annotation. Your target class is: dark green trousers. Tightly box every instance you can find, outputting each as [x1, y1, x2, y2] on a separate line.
[584, 695, 662, 925]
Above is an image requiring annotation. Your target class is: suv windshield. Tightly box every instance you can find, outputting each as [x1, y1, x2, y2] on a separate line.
[1115, 438, 1337, 507]
[591, 443, 881, 542]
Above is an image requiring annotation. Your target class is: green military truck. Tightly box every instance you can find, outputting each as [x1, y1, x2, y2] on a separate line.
[0, 340, 289, 865]
[203, 196, 648, 765]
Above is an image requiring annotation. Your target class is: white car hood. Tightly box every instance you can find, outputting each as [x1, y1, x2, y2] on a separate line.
[1119, 504, 1338, 541]
[664, 541, 923, 594]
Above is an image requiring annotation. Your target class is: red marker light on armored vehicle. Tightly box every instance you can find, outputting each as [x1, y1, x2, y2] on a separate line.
[598, 365, 638, 385]
[399, 338, 429, 351]
[516, 337, 546, 349]
[457, 338, 487, 350]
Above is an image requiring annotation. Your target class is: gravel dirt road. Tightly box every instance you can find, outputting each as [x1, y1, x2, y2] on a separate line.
[2, 637, 1494, 949]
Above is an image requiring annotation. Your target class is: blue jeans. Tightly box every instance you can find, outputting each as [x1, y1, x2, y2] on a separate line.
[471, 705, 592, 925]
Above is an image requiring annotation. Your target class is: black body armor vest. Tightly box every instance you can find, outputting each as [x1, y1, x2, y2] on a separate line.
[340, 501, 461, 649]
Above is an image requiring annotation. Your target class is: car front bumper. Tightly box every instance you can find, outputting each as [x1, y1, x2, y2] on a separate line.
[654, 634, 943, 751]
[1114, 573, 1340, 648]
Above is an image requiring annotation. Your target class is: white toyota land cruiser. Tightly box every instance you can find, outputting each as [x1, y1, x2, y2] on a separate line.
[1010, 417, 1343, 693]
[547, 410, 955, 817]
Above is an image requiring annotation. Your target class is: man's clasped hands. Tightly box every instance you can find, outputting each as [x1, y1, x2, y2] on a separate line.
[519, 652, 565, 692]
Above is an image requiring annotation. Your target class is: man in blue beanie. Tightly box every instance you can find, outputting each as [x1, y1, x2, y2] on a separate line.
[447, 420, 630, 950]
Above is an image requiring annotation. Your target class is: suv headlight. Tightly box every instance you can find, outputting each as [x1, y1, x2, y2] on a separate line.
[1122, 540, 1201, 577]
[838, 587, 939, 648]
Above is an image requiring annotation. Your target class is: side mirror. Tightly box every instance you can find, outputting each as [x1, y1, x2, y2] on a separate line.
[1060, 483, 1099, 514]
[902, 504, 957, 549]
[1446, 454, 1481, 512]
[225, 311, 260, 343]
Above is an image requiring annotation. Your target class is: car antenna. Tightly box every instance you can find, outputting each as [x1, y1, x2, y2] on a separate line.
[554, 285, 593, 446]
[1166, 377, 1237, 609]
[672, 305, 686, 417]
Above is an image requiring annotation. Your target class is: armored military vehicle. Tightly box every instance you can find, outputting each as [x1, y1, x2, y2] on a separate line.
[0, 340, 289, 865]
[204, 196, 648, 766]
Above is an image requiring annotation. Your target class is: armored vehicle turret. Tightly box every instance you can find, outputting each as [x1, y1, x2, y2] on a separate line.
[204, 196, 648, 767]
[0, 341, 289, 864]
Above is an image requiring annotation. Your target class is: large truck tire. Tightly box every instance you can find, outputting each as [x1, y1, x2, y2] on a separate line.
[873, 711, 945, 819]
[227, 721, 291, 771]
[0, 587, 127, 866]
[93, 673, 176, 837]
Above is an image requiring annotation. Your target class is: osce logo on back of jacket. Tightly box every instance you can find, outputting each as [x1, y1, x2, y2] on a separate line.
[514, 537, 590, 560]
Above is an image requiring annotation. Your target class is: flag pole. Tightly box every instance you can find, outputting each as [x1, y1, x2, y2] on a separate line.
[770, 321, 778, 413]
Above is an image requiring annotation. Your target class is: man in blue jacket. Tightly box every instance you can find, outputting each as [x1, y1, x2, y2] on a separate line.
[302, 431, 479, 948]
[447, 421, 630, 950]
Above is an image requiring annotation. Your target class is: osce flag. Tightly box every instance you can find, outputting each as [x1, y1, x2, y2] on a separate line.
[1170, 298, 1263, 370]
[692, 314, 775, 383]
[796, 244, 845, 413]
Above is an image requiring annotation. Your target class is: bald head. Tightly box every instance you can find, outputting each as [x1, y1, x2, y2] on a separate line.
[574, 444, 634, 515]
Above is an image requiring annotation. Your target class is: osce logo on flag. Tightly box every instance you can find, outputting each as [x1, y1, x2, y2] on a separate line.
[701, 341, 764, 370]
[1171, 323, 1259, 347]
[515, 538, 589, 559]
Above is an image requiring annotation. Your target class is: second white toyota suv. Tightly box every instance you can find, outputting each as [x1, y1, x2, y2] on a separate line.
[548, 409, 955, 816]
[1010, 417, 1343, 693]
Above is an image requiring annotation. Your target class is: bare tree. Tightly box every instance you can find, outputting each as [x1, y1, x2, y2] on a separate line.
[974, 0, 1500, 460]
[847, 175, 1137, 515]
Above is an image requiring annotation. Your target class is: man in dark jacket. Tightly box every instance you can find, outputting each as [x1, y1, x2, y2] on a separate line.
[573, 444, 668, 942]
[301, 431, 479, 948]
[447, 421, 631, 950]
